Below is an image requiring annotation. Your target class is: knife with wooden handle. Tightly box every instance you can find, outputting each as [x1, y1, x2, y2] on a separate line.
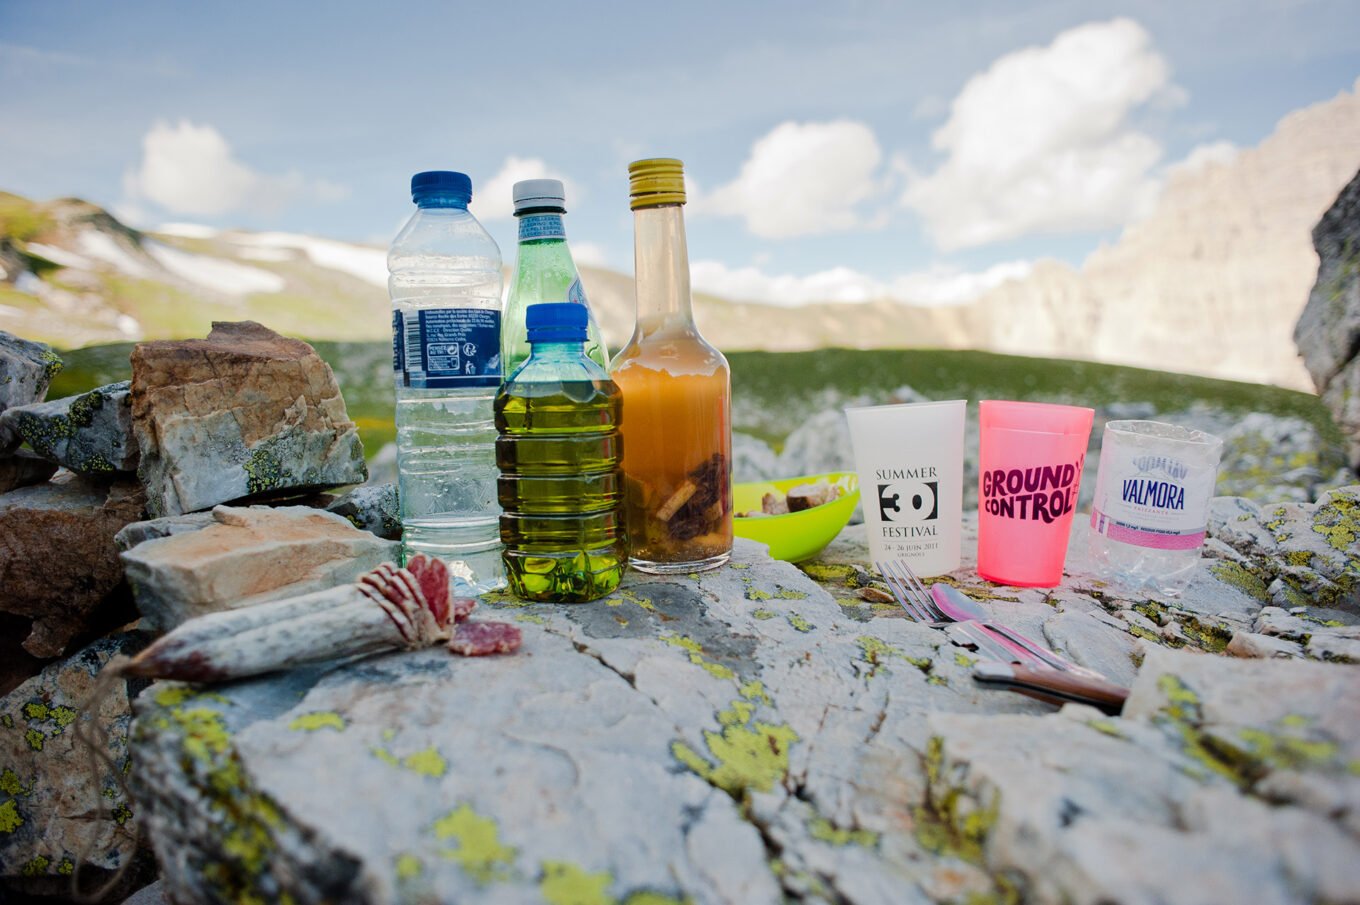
[973, 661, 1130, 715]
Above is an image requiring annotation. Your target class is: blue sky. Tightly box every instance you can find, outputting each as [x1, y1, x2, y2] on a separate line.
[1, 0, 1358, 305]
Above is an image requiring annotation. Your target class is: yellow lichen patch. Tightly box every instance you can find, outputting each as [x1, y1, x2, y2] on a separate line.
[154, 684, 227, 709]
[394, 853, 423, 881]
[24, 729, 43, 751]
[539, 860, 615, 905]
[613, 588, 657, 612]
[152, 693, 289, 900]
[856, 635, 929, 678]
[0, 768, 26, 796]
[21, 854, 49, 876]
[752, 609, 776, 620]
[786, 614, 814, 633]
[660, 634, 736, 681]
[288, 712, 346, 732]
[433, 803, 517, 884]
[0, 799, 24, 833]
[622, 893, 689, 905]
[1312, 493, 1359, 553]
[374, 745, 449, 778]
[738, 681, 771, 705]
[21, 702, 48, 721]
[515, 613, 548, 625]
[672, 717, 799, 799]
[808, 815, 879, 847]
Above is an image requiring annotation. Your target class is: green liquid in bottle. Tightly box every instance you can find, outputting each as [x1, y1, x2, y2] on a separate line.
[495, 378, 626, 602]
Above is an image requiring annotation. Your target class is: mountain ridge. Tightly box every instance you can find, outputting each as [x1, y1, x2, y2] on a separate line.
[1, 81, 1357, 390]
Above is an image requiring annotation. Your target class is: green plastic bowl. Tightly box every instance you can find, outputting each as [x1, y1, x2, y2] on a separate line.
[732, 471, 860, 563]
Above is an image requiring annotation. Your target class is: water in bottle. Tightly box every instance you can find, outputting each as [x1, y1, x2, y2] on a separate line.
[496, 303, 626, 602]
[389, 170, 505, 591]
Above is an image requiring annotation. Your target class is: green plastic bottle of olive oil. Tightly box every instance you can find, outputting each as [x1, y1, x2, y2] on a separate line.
[495, 303, 626, 602]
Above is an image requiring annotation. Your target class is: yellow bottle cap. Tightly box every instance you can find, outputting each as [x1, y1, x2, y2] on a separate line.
[628, 158, 686, 209]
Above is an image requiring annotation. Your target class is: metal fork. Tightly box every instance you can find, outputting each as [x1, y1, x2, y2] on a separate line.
[873, 560, 1033, 665]
[873, 559, 1132, 715]
[877, 560, 1072, 671]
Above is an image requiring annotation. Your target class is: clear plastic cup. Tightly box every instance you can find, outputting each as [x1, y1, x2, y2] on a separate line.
[1088, 420, 1223, 596]
[845, 400, 966, 577]
[977, 401, 1094, 587]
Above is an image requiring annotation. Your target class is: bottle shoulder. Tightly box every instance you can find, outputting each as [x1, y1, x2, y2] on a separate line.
[389, 208, 502, 271]
[503, 352, 614, 389]
[610, 329, 730, 378]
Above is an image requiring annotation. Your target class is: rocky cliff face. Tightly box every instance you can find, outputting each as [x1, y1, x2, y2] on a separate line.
[1295, 168, 1360, 467]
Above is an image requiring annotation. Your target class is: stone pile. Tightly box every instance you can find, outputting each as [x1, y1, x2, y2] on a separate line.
[0, 322, 377, 901]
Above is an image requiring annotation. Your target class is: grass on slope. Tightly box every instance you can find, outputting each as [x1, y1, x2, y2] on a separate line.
[49, 342, 1338, 460]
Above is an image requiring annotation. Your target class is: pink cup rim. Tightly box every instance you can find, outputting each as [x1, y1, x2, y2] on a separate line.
[980, 400, 1094, 435]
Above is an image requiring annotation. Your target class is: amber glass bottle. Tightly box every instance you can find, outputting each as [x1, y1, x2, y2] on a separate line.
[609, 158, 732, 573]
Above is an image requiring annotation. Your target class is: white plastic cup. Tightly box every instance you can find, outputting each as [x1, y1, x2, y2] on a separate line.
[845, 400, 966, 577]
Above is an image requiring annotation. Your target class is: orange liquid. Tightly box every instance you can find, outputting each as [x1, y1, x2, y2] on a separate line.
[611, 350, 732, 567]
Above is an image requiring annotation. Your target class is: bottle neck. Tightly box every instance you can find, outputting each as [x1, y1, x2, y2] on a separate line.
[517, 212, 567, 244]
[415, 193, 470, 210]
[527, 339, 585, 363]
[632, 204, 694, 330]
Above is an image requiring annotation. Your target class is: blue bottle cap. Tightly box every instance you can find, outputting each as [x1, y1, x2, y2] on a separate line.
[411, 171, 472, 205]
[527, 303, 588, 343]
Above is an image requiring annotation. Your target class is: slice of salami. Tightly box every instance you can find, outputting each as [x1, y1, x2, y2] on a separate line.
[448, 621, 522, 656]
[451, 596, 477, 623]
[406, 554, 451, 627]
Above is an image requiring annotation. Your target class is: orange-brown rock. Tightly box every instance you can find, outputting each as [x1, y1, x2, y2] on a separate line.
[120, 505, 397, 630]
[131, 321, 366, 517]
[0, 474, 146, 657]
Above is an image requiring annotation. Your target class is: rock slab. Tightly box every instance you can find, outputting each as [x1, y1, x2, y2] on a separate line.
[0, 632, 153, 903]
[1295, 167, 1360, 468]
[126, 502, 1360, 905]
[130, 321, 367, 518]
[0, 475, 145, 657]
[0, 380, 138, 474]
[120, 505, 399, 630]
[0, 331, 61, 453]
[0, 450, 57, 495]
[326, 481, 400, 540]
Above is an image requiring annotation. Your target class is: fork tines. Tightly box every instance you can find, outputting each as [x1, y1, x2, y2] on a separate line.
[874, 559, 937, 623]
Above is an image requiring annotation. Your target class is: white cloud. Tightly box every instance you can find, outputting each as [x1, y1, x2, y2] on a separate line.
[570, 241, 610, 268]
[122, 120, 348, 218]
[690, 258, 1032, 307]
[1170, 140, 1239, 174]
[902, 18, 1176, 250]
[473, 156, 575, 222]
[697, 120, 887, 238]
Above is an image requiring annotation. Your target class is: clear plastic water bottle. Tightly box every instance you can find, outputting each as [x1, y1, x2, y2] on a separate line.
[389, 171, 505, 591]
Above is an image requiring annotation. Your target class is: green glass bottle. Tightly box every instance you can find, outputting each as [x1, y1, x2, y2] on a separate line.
[502, 179, 609, 378]
[496, 303, 626, 602]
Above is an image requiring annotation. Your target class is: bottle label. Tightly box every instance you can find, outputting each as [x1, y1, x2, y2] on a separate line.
[391, 311, 405, 373]
[518, 214, 565, 242]
[401, 308, 502, 389]
[1090, 448, 1215, 550]
[567, 277, 588, 306]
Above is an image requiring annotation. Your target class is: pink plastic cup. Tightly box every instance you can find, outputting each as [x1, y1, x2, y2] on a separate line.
[977, 401, 1094, 587]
